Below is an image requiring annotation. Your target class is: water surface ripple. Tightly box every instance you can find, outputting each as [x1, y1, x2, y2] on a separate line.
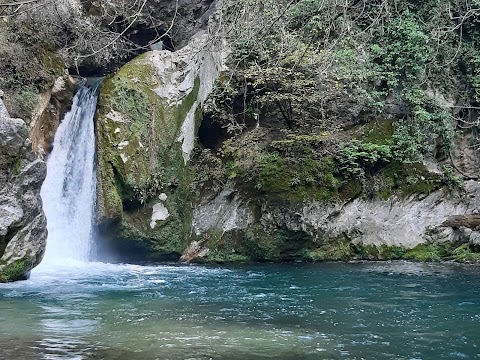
[1, 261, 479, 359]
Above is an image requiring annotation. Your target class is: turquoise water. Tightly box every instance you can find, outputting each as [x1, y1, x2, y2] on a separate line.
[0, 261, 479, 359]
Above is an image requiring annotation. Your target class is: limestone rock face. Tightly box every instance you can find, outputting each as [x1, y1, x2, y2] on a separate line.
[187, 180, 480, 262]
[0, 93, 47, 282]
[180, 183, 253, 262]
[95, 27, 227, 260]
[193, 183, 253, 236]
[30, 74, 76, 157]
[276, 181, 479, 248]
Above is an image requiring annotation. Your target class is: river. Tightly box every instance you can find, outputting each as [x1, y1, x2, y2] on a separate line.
[0, 261, 479, 359]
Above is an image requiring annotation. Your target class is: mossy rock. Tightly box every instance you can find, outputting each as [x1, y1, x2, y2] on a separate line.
[0, 258, 32, 283]
[361, 119, 395, 145]
[95, 53, 202, 259]
[301, 240, 355, 261]
[353, 243, 407, 260]
[243, 225, 312, 261]
[403, 243, 480, 262]
[375, 162, 443, 199]
[193, 230, 251, 263]
[253, 154, 340, 202]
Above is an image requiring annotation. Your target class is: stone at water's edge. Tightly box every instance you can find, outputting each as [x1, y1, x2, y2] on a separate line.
[0, 93, 47, 282]
[187, 182, 480, 263]
[94, 29, 228, 260]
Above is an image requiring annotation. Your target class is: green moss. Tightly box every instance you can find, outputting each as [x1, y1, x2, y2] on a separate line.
[362, 120, 394, 145]
[452, 244, 480, 262]
[38, 50, 64, 86]
[302, 240, 354, 261]
[256, 153, 339, 202]
[12, 155, 23, 176]
[207, 251, 250, 263]
[0, 258, 32, 283]
[202, 231, 250, 262]
[339, 179, 362, 200]
[376, 162, 443, 199]
[95, 53, 203, 258]
[404, 244, 451, 262]
[244, 226, 311, 261]
[353, 244, 407, 260]
[378, 244, 408, 259]
[351, 242, 480, 263]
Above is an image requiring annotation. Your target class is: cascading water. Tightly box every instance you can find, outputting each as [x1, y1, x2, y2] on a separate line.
[38, 83, 100, 266]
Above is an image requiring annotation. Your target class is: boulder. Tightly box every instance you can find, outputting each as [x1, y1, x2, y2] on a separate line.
[95, 26, 228, 260]
[0, 94, 47, 282]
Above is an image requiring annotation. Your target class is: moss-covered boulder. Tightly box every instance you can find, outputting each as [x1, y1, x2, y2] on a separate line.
[95, 33, 227, 260]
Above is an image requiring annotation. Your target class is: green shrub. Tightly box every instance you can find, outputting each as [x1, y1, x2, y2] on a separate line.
[371, 17, 430, 87]
[336, 141, 392, 182]
[392, 88, 453, 163]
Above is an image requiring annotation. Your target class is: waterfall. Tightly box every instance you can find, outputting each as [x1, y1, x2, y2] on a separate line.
[39, 83, 99, 266]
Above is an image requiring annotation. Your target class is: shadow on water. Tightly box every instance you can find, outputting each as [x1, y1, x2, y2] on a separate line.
[0, 336, 341, 360]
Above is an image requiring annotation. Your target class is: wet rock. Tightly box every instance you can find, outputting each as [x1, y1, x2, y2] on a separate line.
[180, 240, 210, 263]
[30, 74, 76, 157]
[188, 180, 480, 261]
[290, 185, 475, 249]
[0, 94, 47, 282]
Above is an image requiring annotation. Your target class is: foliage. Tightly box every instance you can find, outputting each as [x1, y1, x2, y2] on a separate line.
[452, 244, 480, 262]
[442, 164, 464, 193]
[370, 16, 430, 88]
[222, 128, 266, 181]
[219, 128, 341, 201]
[191, 148, 226, 194]
[336, 141, 392, 182]
[392, 88, 453, 163]
[110, 78, 151, 140]
[201, 0, 480, 204]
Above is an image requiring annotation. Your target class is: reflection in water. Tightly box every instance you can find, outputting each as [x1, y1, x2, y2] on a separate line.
[37, 317, 97, 359]
[0, 261, 479, 359]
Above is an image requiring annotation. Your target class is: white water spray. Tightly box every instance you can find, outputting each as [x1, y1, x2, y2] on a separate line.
[38, 84, 99, 266]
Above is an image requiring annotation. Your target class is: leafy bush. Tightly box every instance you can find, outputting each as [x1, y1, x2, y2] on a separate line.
[371, 17, 430, 88]
[392, 88, 453, 163]
[336, 141, 392, 182]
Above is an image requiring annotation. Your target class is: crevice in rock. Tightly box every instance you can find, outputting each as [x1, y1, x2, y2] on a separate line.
[198, 113, 228, 151]
[123, 198, 142, 213]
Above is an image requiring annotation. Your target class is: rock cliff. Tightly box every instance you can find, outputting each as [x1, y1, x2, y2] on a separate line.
[0, 91, 47, 282]
[93, 0, 480, 264]
[95, 28, 227, 260]
[1, 0, 480, 270]
[186, 181, 480, 262]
